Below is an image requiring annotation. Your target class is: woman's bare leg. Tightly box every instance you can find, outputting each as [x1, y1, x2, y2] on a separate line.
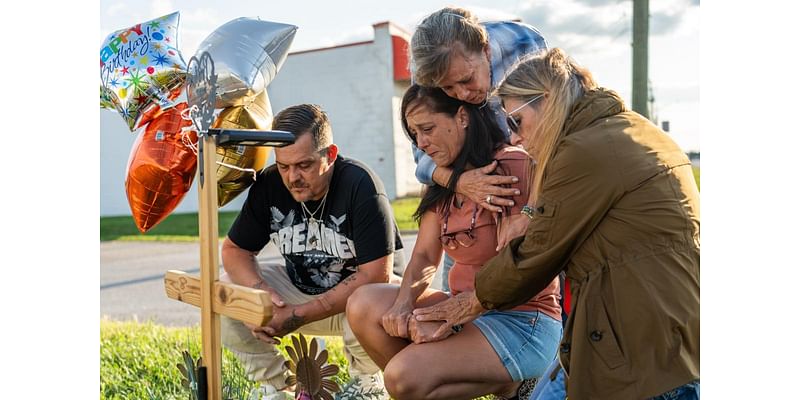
[346, 283, 449, 369]
[383, 322, 517, 400]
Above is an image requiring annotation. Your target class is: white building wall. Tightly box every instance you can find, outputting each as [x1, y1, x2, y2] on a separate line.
[391, 94, 423, 198]
[267, 23, 410, 199]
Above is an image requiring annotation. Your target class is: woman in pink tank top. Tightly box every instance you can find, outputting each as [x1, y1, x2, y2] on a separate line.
[347, 85, 562, 400]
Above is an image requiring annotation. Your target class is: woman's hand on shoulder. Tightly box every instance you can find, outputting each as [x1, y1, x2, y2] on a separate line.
[456, 161, 520, 213]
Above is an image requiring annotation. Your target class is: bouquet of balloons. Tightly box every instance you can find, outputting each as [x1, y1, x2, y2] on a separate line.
[100, 12, 297, 233]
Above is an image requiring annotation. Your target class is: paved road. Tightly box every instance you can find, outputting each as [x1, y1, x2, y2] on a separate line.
[100, 234, 444, 327]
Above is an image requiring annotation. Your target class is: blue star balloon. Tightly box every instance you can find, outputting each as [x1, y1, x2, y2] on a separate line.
[100, 12, 187, 131]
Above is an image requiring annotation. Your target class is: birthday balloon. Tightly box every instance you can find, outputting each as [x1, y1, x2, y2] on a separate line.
[195, 17, 297, 107]
[213, 90, 274, 206]
[100, 12, 187, 131]
[100, 86, 116, 109]
[125, 103, 197, 233]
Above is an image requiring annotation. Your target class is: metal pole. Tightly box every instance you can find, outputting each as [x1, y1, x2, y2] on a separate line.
[632, 0, 650, 119]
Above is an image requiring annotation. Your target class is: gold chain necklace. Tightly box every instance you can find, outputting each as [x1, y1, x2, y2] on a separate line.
[301, 190, 328, 246]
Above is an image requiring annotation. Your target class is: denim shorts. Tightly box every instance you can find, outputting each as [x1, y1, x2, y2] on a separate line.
[472, 310, 563, 381]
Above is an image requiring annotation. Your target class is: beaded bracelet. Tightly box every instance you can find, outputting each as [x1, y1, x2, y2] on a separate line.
[521, 205, 535, 220]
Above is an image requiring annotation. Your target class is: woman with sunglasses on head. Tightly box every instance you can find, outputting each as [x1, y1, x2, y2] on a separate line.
[346, 84, 562, 400]
[413, 48, 700, 400]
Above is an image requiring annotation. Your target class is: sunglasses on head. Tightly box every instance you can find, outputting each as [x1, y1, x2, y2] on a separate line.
[440, 203, 479, 250]
[505, 94, 544, 133]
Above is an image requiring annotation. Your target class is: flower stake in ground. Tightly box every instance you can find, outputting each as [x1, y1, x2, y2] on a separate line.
[177, 350, 203, 400]
[284, 334, 340, 400]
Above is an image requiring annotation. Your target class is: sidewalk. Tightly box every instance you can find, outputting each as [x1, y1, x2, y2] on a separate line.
[100, 233, 444, 327]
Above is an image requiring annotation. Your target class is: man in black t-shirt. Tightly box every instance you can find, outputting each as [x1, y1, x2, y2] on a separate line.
[220, 104, 399, 399]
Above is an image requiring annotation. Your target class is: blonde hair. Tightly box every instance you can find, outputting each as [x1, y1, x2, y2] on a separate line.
[410, 7, 489, 86]
[494, 48, 597, 203]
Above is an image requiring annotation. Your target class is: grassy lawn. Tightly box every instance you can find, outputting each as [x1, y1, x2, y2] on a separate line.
[101, 319, 495, 399]
[100, 211, 241, 242]
[101, 319, 351, 400]
[101, 198, 421, 242]
[392, 197, 421, 231]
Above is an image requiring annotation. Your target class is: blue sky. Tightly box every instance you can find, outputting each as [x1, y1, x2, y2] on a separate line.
[100, 0, 700, 151]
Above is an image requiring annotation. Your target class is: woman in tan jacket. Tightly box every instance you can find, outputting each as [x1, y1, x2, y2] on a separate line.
[412, 48, 700, 400]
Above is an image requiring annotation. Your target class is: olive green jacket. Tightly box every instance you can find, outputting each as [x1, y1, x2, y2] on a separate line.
[476, 88, 700, 399]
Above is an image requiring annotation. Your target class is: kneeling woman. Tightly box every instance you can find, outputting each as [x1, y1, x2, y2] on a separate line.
[347, 85, 562, 400]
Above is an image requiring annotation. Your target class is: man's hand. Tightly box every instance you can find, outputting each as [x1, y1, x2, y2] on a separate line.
[253, 281, 286, 308]
[456, 161, 520, 213]
[412, 291, 486, 341]
[408, 318, 452, 344]
[381, 301, 414, 339]
[496, 214, 531, 251]
[244, 322, 279, 345]
[264, 304, 306, 338]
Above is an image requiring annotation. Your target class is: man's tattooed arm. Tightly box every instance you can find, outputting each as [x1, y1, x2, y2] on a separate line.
[277, 308, 305, 336]
[299, 255, 393, 323]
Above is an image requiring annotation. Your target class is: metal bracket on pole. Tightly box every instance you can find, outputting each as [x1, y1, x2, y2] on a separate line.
[187, 52, 218, 189]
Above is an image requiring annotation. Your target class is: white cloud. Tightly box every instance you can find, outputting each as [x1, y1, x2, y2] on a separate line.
[106, 2, 128, 17]
[516, 0, 698, 45]
[150, 0, 175, 18]
[175, 8, 224, 56]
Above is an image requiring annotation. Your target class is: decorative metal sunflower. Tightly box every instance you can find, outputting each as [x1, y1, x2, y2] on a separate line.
[284, 333, 340, 400]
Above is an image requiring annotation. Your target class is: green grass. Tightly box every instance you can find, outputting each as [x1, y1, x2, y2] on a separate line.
[693, 166, 700, 191]
[100, 211, 241, 242]
[392, 197, 421, 231]
[101, 198, 422, 242]
[101, 320, 498, 400]
[100, 319, 350, 400]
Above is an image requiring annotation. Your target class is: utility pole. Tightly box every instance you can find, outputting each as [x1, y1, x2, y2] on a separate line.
[632, 0, 650, 119]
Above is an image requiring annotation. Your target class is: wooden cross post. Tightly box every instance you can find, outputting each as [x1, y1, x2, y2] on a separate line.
[163, 51, 295, 400]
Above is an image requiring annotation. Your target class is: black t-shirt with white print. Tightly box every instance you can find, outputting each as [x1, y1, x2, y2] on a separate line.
[228, 155, 403, 295]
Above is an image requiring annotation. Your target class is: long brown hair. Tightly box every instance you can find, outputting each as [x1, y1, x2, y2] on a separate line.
[400, 84, 506, 221]
[494, 48, 597, 204]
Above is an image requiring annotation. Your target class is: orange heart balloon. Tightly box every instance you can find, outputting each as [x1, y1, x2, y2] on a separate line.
[213, 90, 274, 206]
[125, 102, 198, 233]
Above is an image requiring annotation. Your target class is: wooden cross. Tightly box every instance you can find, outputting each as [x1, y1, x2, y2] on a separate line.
[162, 51, 295, 400]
